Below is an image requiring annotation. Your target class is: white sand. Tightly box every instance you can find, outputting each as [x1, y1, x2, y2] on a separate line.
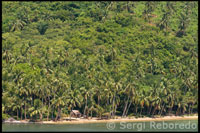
[40, 115, 198, 124]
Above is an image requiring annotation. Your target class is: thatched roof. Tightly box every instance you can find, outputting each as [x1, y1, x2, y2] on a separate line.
[71, 110, 81, 115]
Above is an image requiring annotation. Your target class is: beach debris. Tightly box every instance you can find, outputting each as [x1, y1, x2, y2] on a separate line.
[4, 117, 21, 123]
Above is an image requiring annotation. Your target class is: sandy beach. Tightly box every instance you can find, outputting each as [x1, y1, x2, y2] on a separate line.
[40, 115, 198, 125]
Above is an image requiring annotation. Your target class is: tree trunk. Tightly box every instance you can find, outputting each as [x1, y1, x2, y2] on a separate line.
[122, 96, 129, 117]
[24, 102, 26, 120]
[98, 95, 100, 106]
[111, 94, 115, 118]
[47, 110, 49, 121]
[17, 109, 19, 120]
[47, 96, 50, 121]
[168, 106, 172, 114]
[55, 107, 60, 121]
[191, 104, 194, 114]
[91, 110, 93, 119]
[84, 98, 88, 117]
[182, 108, 185, 115]
[41, 113, 43, 121]
[40, 113, 43, 121]
[114, 104, 118, 119]
[51, 106, 54, 120]
[21, 104, 23, 120]
[60, 108, 62, 120]
[70, 112, 71, 121]
[188, 104, 191, 115]
[135, 105, 138, 115]
[41, 97, 43, 121]
[140, 108, 143, 116]
[70, 107, 73, 121]
[176, 108, 179, 116]
[125, 101, 132, 116]
[148, 103, 153, 115]
[160, 103, 165, 116]
[152, 105, 157, 116]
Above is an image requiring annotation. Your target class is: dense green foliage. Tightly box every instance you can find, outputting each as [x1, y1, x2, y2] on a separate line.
[2, 1, 198, 121]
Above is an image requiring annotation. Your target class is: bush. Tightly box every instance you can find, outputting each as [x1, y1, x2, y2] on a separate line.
[2, 113, 9, 120]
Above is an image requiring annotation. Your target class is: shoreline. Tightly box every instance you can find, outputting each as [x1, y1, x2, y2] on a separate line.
[40, 115, 198, 125]
[3, 115, 198, 125]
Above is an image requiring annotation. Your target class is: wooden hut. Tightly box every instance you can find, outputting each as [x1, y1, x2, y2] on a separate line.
[70, 110, 82, 118]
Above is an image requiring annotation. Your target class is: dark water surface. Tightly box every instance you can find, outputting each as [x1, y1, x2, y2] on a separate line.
[2, 120, 198, 132]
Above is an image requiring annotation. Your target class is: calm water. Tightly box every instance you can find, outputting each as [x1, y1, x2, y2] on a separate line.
[2, 120, 198, 132]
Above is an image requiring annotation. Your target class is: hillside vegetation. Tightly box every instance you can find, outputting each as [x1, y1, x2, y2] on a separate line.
[2, 1, 198, 121]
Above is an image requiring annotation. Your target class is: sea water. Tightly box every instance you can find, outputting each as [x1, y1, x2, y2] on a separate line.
[2, 120, 198, 132]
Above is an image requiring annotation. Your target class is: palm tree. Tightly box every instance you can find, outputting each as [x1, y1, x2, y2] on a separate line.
[95, 104, 105, 119]
[37, 21, 49, 35]
[10, 19, 26, 32]
[176, 3, 191, 37]
[122, 83, 135, 117]
[45, 79, 52, 121]
[67, 89, 83, 120]
[53, 97, 65, 121]
[157, 2, 175, 35]
[30, 99, 47, 121]
[88, 104, 96, 119]
[126, 1, 135, 13]
[143, 1, 156, 23]
[11, 95, 21, 120]
[102, 1, 114, 22]
[87, 90, 96, 119]
[17, 75, 29, 120]
[80, 87, 89, 117]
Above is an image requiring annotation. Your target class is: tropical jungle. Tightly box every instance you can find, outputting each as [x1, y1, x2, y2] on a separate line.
[2, 1, 198, 121]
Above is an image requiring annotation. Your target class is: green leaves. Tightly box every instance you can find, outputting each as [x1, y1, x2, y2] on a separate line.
[13, 63, 40, 77]
[37, 21, 49, 35]
[114, 13, 133, 27]
[2, 1, 198, 120]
